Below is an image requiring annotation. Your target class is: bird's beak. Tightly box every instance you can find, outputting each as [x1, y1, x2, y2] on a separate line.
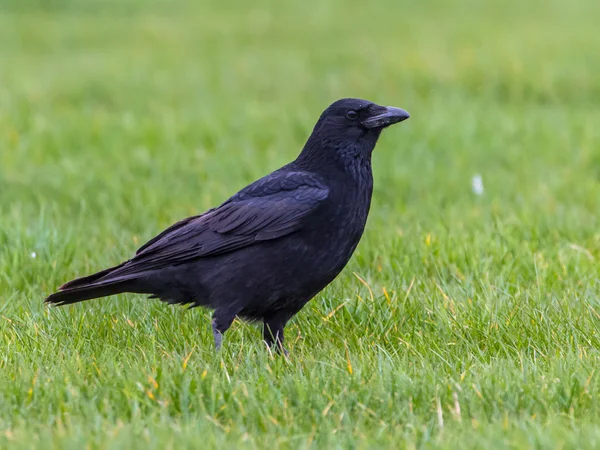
[361, 106, 410, 129]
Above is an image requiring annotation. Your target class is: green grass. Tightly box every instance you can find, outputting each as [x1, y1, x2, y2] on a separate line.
[1, 0, 600, 448]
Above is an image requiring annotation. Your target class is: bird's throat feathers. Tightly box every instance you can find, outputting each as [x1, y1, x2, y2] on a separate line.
[295, 130, 380, 178]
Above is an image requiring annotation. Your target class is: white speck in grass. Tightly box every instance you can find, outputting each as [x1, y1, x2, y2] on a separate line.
[472, 174, 484, 195]
[31, 252, 37, 258]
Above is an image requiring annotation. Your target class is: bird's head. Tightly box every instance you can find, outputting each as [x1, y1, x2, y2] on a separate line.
[298, 98, 410, 167]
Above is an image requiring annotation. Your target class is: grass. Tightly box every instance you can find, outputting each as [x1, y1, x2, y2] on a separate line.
[1, 0, 600, 448]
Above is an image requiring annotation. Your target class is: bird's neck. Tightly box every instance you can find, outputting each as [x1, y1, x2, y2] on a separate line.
[294, 136, 377, 179]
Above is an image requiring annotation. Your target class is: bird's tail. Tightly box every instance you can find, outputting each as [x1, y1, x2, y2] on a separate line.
[45, 261, 147, 306]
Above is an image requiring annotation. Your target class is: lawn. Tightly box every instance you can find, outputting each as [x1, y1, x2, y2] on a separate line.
[1, 0, 600, 448]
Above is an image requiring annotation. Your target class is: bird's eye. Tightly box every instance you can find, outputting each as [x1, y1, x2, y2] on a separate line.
[346, 110, 358, 120]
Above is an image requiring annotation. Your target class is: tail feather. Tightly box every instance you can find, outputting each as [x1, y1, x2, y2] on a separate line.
[46, 261, 150, 306]
[45, 280, 135, 306]
[59, 261, 128, 290]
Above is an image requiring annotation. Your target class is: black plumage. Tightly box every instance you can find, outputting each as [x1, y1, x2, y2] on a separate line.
[45, 98, 410, 352]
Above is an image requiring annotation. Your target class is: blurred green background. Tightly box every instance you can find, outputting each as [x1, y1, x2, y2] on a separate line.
[1, 0, 600, 448]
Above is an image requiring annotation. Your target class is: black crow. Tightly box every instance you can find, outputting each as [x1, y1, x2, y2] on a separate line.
[45, 98, 410, 353]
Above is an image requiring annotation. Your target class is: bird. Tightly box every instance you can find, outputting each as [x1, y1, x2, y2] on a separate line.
[45, 98, 410, 353]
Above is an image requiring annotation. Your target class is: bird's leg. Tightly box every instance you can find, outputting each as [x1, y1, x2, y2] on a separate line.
[211, 311, 236, 351]
[263, 317, 288, 355]
[212, 319, 223, 351]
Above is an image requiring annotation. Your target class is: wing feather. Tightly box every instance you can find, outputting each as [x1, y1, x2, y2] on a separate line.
[105, 172, 329, 278]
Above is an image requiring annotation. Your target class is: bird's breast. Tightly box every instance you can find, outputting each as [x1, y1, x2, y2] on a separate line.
[305, 173, 373, 271]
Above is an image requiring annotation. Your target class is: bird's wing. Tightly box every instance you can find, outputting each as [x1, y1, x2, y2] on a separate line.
[111, 171, 329, 277]
[134, 211, 212, 255]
